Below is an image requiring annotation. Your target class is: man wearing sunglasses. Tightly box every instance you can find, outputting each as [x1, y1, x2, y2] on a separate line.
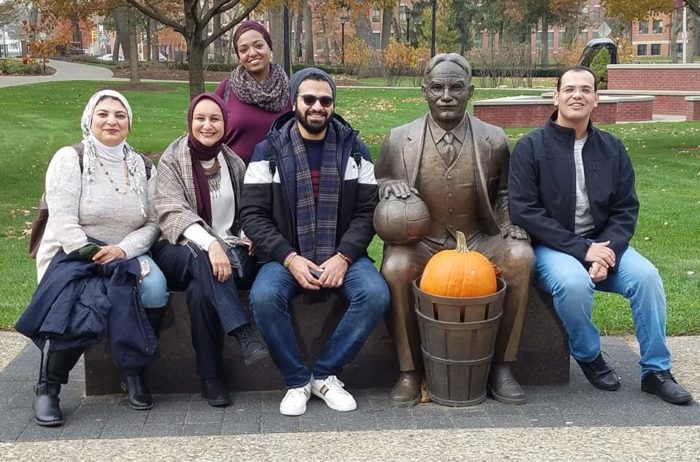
[241, 67, 389, 416]
[375, 53, 534, 407]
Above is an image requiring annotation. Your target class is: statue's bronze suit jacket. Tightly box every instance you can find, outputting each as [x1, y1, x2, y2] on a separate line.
[375, 113, 513, 235]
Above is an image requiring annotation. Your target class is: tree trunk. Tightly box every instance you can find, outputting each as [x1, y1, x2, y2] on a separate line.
[70, 15, 82, 50]
[303, 2, 314, 64]
[128, 8, 140, 83]
[355, 12, 372, 45]
[213, 13, 224, 63]
[687, 11, 698, 61]
[151, 19, 159, 63]
[268, 9, 284, 66]
[671, 10, 679, 63]
[112, 7, 130, 61]
[294, 9, 303, 63]
[188, 37, 206, 98]
[540, 15, 549, 67]
[381, 8, 393, 49]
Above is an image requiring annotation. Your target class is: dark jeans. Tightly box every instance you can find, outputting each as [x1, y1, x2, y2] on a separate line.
[152, 241, 250, 380]
[250, 257, 390, 388]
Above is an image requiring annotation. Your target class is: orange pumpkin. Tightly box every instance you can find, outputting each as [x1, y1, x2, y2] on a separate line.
[420, 231, 497, 297]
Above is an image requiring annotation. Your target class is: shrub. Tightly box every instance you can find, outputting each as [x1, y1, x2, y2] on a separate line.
[589, 48, 610, 89]
[0, 58, 45, 76]
[344, 38, 374, 78]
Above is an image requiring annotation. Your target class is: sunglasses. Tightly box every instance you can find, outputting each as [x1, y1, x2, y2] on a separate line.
[299, 94, 334, 107]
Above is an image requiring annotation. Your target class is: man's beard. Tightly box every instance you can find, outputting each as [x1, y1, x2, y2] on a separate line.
[295, 107, 331, 134]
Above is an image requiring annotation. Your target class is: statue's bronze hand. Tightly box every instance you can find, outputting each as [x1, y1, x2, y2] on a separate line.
[501, 224, 530, 242]
[379, 180, 418, 200]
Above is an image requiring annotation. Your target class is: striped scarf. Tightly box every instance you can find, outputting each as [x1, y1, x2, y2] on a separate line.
[291, 124, 340, 265]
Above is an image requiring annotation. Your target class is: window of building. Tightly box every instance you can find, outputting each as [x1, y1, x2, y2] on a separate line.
[535, 31, 553, 48]
[579, 30, 588, 43]
[652, 19, 663, 34]
[638, 21, 648, 34]
[371, 32, 381, 50]
[651, 43, 661, 55]
[676, 43, 684, 55]
[371, 8, 381, 23]
[474, 34, 483, 49]
[558, 30, 565, 47]
[637, 44, 647, 55]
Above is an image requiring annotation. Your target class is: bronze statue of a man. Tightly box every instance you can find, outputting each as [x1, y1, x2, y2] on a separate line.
[375, 53, 534, 406]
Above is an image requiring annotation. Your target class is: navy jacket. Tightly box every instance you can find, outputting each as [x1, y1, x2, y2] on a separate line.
[508, 113, 639, 264]
[240, 112, 378, 264]
[15, 250, 158, 370]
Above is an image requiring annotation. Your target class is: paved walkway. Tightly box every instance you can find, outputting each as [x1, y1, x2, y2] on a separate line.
[1, 330, 699, 460]
[0, 60, 114, 88]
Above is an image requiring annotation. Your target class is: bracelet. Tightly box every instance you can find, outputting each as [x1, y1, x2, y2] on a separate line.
[336, 252, 352, 264]
[283, 252, 298, 268]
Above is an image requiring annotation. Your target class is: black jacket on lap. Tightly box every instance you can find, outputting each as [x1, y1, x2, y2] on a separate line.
[16, 249, 158, 370]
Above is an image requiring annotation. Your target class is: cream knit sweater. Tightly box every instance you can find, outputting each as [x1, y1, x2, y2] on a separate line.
[36, 144, 158, 281]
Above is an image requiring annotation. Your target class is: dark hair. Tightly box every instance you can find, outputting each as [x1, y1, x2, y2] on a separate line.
[423, 53, 471, 84]
[556, 65, 598, 91]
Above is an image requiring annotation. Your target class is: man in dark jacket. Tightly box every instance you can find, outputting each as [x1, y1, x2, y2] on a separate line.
[509, 65, 692, 405]
[240, 68, 389, 416]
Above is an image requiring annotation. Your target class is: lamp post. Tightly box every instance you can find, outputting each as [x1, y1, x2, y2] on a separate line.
[340, 10, 350, 65]
[431, 0, 436, 56]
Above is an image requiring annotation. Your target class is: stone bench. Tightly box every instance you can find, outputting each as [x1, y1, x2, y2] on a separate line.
[84, 289, 569, 395]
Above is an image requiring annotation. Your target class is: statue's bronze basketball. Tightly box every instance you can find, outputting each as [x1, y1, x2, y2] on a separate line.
[373, 195, 430, 245]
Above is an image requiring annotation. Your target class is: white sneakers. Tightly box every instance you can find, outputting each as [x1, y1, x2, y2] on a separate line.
[280, 375, 357, 416]
[279, 382, 311, 416]
[312, 375, 357, 412]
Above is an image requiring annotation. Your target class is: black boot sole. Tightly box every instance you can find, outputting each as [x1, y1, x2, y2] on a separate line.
[34, 417, 63, 427]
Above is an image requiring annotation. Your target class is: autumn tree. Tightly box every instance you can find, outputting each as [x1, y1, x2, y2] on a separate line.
[125, 0, 262, 98]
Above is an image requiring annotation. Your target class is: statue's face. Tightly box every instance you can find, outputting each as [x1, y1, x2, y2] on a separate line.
[422, 61, 474, 129]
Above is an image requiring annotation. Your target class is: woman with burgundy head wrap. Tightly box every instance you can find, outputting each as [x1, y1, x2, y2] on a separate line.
[152, 93, 268, 407]
[214, 20, 291, 164]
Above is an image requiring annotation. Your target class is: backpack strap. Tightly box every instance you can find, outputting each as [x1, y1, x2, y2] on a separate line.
[352, 141, 362, 168]
[268, 144, 276, 177]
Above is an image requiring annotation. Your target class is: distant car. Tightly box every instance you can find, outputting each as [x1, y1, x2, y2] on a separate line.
[97, 54, 124, 62]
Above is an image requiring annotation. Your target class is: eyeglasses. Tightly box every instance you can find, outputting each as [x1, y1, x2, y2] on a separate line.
[299, 94, 334, 107]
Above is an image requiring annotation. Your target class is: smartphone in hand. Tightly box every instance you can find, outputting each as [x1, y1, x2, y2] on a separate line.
[309, 268, 323, 279]
[79, 243, 100, 260]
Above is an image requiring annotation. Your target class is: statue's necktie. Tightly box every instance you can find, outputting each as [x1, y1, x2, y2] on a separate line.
[443, 132, 456, 165]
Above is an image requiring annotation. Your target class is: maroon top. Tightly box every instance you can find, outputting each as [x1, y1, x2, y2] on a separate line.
[215, 79, 292, 165]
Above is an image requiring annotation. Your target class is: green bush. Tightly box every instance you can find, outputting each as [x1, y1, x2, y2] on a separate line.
[589, 48, 610, 89]
[0, 59, 46, 76]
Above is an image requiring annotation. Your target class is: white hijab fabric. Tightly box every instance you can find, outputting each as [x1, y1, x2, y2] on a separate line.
[80, 89, 147, 217]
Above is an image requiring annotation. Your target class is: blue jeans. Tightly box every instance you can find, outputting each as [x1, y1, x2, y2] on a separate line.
[136, 255, 168, 309]
[250, 257, 390, 388]
[534, 245, 671, 376]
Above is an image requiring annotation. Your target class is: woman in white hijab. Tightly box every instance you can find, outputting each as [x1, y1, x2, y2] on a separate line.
[23, 90, 168, 426]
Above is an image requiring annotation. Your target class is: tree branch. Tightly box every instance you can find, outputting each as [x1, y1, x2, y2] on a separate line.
[124, 0, 183, 33]
[684, 0, 700, 16]
[201, 0, 231, 25]
[202, 0, 263, 48]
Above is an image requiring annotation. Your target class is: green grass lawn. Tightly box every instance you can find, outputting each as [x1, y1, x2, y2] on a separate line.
[1, 81, 699, 336]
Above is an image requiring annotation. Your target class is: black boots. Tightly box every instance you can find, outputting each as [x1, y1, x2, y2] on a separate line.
[33, 342, 83, 427]
[232, 324, 269, 366]
[121, 371, 154, 410]
[121, 309, 165, 410]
